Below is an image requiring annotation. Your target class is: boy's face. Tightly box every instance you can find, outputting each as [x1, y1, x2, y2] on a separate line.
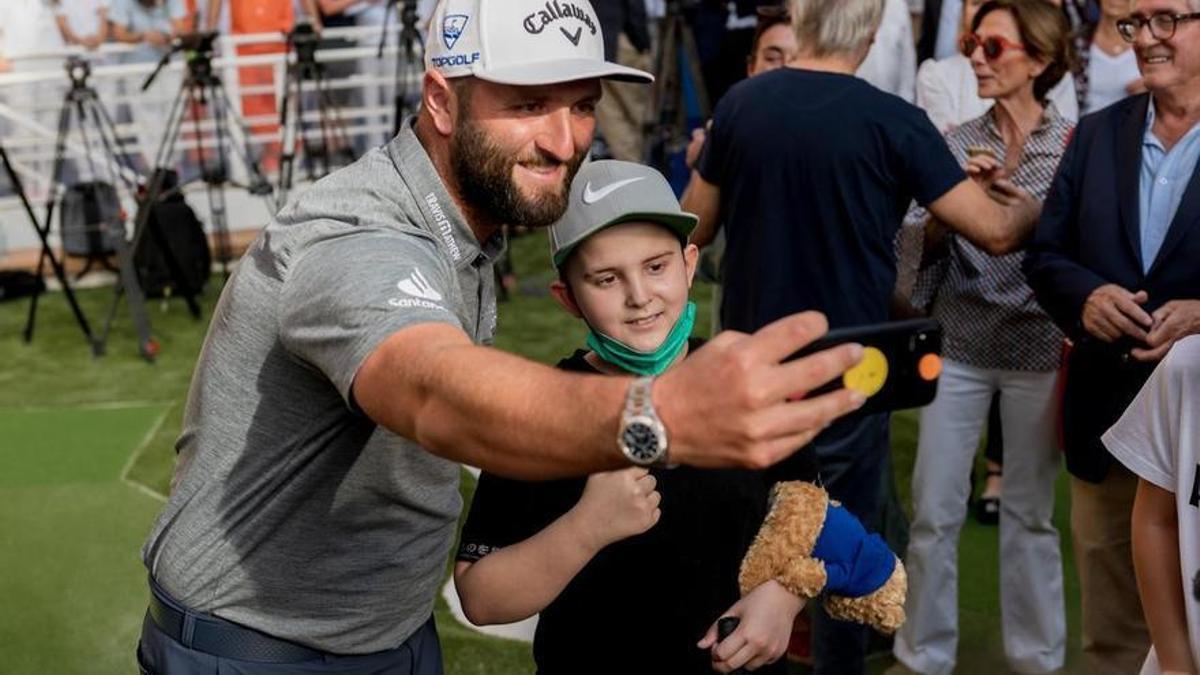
[553, 222, 699, 353]
[748, 23, 798, 76]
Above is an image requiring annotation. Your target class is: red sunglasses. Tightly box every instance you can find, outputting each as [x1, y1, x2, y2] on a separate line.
[959, 33, 1026, 60]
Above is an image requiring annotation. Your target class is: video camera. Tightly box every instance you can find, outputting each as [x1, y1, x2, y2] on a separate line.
[395, 0, 420, 24]
[143, 32, 219, 91]
[173, 31, 219, 56]
[65, 56, 91, 87]
[287, 22, 321, 65]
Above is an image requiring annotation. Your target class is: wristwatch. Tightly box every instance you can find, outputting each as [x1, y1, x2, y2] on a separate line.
[618, 376, 671, 467]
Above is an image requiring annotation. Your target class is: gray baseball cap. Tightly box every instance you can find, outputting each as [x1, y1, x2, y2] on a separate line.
[425, 0, 654, 85]
[550, 160, 699, 269]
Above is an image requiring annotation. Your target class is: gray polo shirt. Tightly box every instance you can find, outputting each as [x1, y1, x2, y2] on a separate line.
[141, 122, 502, 654]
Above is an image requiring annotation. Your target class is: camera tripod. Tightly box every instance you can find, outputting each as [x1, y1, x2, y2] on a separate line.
[277, 23, 355, 207]
[139, 32, 274, 278]
[644, 0, 710, 175]
[0, 142, 103, 354]
[21, 57, 157, 359]
[379, 0, 424, 137]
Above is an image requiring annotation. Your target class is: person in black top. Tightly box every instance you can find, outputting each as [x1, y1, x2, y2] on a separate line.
[455, 161, 804, 674]
[681, 0, 1044, 672]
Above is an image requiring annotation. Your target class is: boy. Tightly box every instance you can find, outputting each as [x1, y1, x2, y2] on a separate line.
[455, 161, 804, 673]
[454, 160, 803, 673]
[1104, 335, 1200, 675]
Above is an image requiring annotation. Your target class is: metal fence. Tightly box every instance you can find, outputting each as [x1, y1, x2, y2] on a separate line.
[0, 25, 421, 255]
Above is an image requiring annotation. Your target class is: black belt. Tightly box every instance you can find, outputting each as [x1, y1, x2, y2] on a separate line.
[147, 579, 326, 664]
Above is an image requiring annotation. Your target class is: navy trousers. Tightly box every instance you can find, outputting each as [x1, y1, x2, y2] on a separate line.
[137, 592, 443, 675]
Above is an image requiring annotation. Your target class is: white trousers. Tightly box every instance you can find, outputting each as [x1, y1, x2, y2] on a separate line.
[893, 359, 1066, 674]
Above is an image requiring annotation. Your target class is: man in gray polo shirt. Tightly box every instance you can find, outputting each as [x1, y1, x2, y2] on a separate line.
[136, 0, 868, 672]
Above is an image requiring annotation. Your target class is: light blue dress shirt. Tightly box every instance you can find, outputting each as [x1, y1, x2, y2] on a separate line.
[1140, 99, 1200, 273]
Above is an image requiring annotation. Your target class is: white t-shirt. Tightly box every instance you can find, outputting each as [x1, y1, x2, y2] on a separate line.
[1104, 335, 1200, 675]
[857, 0, 917, 102]
[0, 0, 65, 61]
[1085, 45, 1141, 115]
[56, 0, 111, 40]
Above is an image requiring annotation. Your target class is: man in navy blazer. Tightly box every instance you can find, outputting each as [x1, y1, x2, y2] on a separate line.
[1025, 1, 1200, 671]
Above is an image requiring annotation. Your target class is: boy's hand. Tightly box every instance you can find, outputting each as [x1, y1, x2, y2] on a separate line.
[698, 580, 804, 673]
[568, 468, 661, 552]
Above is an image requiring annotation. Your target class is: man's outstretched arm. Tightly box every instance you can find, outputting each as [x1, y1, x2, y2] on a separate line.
[353, 313, 865, 480]
[926, 178, 1041, 256]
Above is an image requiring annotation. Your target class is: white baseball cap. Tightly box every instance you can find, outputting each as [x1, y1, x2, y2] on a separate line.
[425, 0, 654, 85]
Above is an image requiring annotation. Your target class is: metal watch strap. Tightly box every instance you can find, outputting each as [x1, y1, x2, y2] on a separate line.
[623, 376, 655, 420]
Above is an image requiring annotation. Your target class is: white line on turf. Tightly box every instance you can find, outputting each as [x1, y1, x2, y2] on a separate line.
[123, 478, 168, 503]
[0, 400, 170, 413]
[119, 404, 173, 503]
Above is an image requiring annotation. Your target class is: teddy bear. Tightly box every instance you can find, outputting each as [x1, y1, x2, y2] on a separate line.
[739, 481, 907, 634]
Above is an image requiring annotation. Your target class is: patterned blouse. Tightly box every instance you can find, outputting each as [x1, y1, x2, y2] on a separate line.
[906, 104, 1074, 372]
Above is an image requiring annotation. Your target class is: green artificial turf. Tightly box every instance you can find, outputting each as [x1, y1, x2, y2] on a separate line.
[0, 405, 169, 674]
[0, 231, 1083, 674]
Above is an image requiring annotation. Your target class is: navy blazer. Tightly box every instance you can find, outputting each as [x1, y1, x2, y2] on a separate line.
[1025, 93, 1200, 483]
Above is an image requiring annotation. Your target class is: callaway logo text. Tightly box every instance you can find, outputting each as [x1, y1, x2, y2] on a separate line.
[522, 1, 597, 46]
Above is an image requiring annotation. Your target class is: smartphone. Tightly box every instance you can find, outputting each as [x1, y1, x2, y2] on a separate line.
[789, 318, 944, 416]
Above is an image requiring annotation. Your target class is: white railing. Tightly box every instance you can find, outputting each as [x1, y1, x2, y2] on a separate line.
[1, 26, 421, 255]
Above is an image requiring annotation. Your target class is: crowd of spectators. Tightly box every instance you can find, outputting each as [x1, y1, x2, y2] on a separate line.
[679, 0, 1200, 673]
[3, 1, 1200, 673]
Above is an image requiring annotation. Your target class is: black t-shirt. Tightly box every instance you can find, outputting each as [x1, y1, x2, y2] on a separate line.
[697, 68, 965, 334]
[457, 342, 786, 675]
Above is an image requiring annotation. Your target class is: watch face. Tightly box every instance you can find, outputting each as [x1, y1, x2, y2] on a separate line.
[622, 421, 660, 463]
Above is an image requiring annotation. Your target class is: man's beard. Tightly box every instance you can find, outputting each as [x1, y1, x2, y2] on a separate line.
[451, 117, 585, 228]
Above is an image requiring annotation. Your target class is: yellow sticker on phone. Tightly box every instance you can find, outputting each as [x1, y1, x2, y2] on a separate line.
[843, 346, 889, 397]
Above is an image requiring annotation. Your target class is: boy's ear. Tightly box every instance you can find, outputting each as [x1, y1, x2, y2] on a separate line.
[549, 279, 584, 318]
[683, 243, 700, 289]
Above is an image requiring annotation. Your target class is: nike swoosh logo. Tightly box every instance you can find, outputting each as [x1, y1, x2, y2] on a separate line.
[582, 177, 646, 204]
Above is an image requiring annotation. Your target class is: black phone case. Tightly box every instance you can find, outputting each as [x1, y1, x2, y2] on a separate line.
[788, 318, 943, 416]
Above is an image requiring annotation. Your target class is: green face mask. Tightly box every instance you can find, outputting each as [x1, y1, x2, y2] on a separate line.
[585, 302, 697, 376]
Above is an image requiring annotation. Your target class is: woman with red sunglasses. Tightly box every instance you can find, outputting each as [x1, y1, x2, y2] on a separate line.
[901, 1, 1079, 534]
[913, 0, 1078, 134]
[892, 1, 1076, 674]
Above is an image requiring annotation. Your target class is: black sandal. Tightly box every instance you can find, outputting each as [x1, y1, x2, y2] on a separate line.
[974, 469, 1001, 526]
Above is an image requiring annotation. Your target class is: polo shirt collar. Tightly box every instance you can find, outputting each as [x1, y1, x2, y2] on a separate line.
[983, 100, 1063, 143]
[387, 118, 505, 269]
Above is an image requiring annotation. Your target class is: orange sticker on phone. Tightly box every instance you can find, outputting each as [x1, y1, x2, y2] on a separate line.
[918, 354, 943, 381]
